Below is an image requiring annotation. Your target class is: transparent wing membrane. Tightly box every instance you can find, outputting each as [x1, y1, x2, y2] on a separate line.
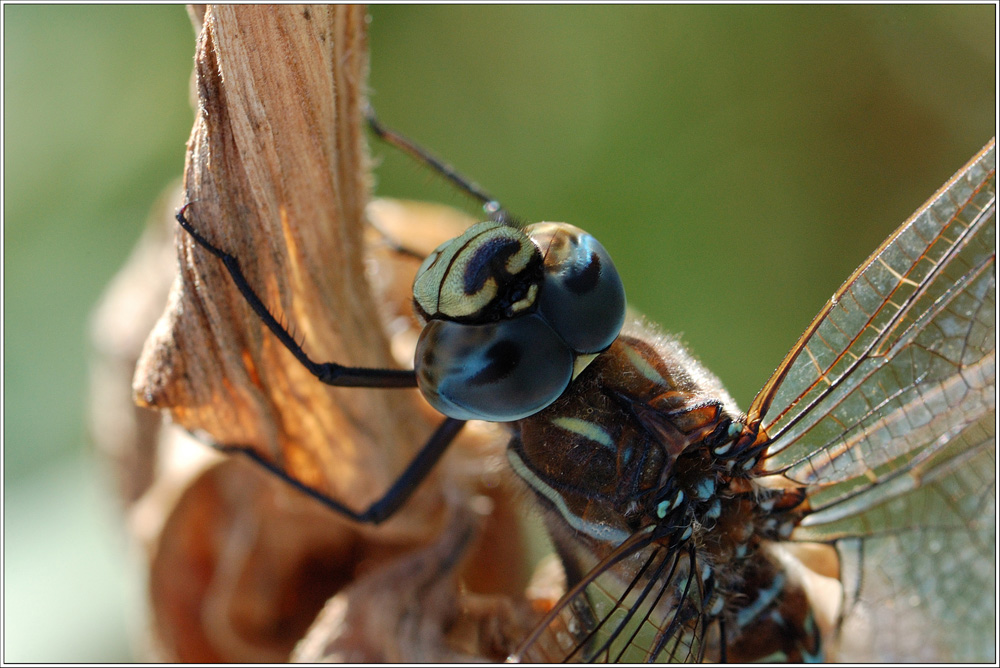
[513, 141, 996, 663]
[750, 140, 996, 662]
[512, 532, 711, 663]
[753, 141, 995, 484]
[798, 417, 995, 661]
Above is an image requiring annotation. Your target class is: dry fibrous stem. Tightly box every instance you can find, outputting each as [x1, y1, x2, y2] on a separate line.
[135, 5, 439, 527]
[116, 5, 536, 662]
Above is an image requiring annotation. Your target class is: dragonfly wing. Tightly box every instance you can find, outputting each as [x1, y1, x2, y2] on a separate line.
[794, 411, 995, 661]
[750, 139, 995, 488]
[747, 140, 996, 662]
[510, 530, 713, 663]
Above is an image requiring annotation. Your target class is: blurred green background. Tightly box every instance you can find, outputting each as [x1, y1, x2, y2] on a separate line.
[4, 4, 994, 661]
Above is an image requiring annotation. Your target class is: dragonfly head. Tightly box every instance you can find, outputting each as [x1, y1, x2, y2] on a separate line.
[412, 221, 626, 422]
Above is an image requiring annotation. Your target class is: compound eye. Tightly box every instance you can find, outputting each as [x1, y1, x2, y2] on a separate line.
[528, 223, 626, 354]
[414, 314, 574, 422]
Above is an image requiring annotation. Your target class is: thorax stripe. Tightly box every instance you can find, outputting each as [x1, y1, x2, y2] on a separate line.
[507, 448, 631, 545]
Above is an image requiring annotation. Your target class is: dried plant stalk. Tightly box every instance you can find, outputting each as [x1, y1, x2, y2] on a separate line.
[116, 5, 536, 662]
[135, 5, 440, 534]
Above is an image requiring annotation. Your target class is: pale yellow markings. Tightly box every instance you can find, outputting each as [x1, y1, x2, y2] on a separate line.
[503, 233, 541, 310]
[623, 345, 665, 384]
[877, 256, 920, 287]
[507, 448, 630, 545]
[439, 224, 530, 317]
[504, 233, 537, 275]
[755, 651, 790, 662]
[439, 227, 500, 316]
[413, 222, 503, 317]
[571, 352, 598, 380]
[510, 283, 539, 314]
[552, 416, 615, 451]
[413, 237, 461, 315]
[439, 268, 497, 317]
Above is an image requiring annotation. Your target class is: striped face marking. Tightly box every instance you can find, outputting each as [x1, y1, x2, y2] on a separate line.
[413, 221, 541, 320]
[410, 220, 627, 423]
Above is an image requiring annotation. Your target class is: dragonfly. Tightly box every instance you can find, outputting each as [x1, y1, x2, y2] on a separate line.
[175, 121, 995, 662]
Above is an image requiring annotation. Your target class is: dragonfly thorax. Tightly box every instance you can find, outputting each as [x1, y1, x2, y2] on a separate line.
[412, 221, 626, 422]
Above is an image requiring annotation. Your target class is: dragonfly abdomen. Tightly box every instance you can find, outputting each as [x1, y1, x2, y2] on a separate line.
[718, 544, 825, 662]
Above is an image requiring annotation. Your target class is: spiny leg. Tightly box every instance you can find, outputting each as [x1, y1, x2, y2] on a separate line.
[367, 213, 429, 261]
[216, 416, 467, 524]
[176, 204, 465, 525]
[177, 203, 416, 388]
[364, 104, 517, 226]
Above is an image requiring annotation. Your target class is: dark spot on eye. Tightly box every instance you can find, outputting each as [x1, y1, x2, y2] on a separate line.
[564, 252, 601, 294]
[463, 238, 521, 295]
[469, 339, 520, 385]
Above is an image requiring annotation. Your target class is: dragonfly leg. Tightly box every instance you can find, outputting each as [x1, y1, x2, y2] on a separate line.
[367, 215, 427, 261]
[216, 416, 467, 525]
[717, 615, 728, 663]
[363, 105, 516, 226]
[176, 204, 417, 389]
[177, 204, 466, 524]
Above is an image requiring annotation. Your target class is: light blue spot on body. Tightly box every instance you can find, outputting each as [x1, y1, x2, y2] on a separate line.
[656, 499, 670, 519]
[736, 573, 786, 628]
[705, 499, 722, 519]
